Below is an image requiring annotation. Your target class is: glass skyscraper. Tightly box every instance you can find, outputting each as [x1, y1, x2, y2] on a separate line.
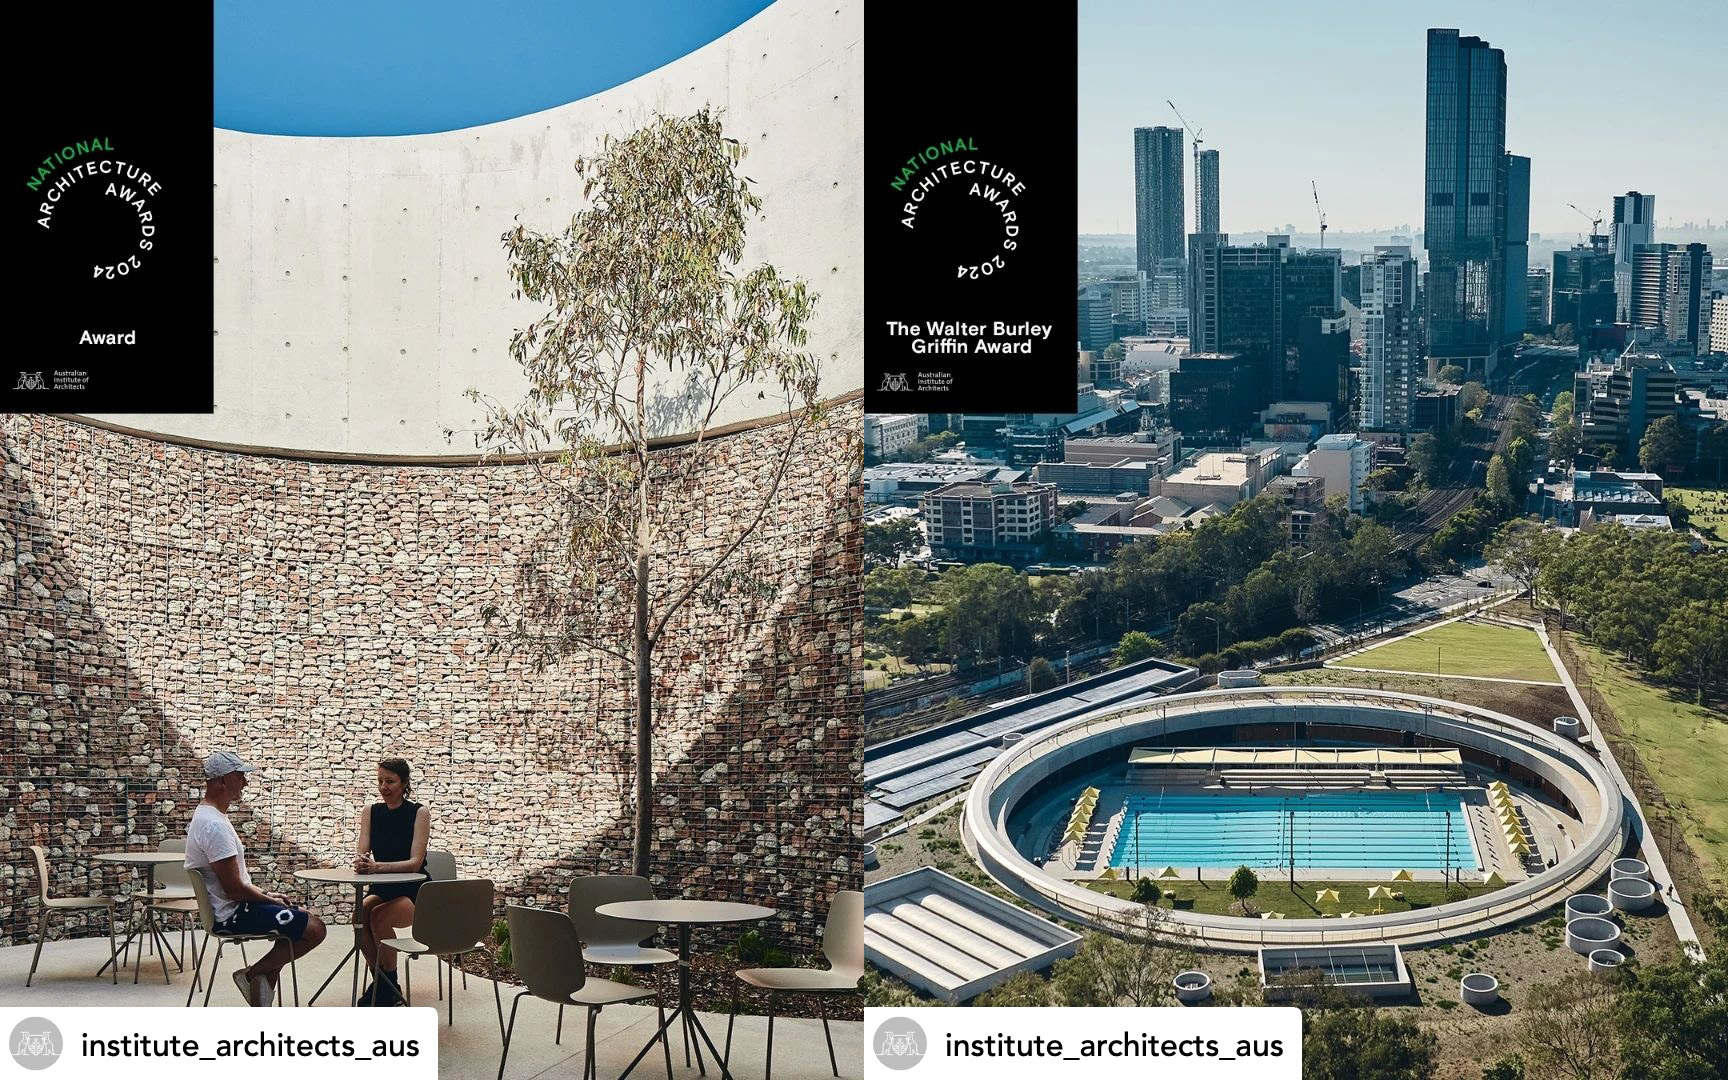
[1423, 28, 1507, 377]
[1133, 126, 1185, 275]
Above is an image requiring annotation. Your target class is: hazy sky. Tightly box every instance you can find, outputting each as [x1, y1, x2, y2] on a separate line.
[1079, 0, 1727, 237]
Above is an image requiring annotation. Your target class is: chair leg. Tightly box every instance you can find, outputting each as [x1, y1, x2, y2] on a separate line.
[819, 995, 838, 1077]
[497, 991, 526, 1080]
[724, 994, 738, 1071]
[556, 1003, 563, 1045]
[186, 933, 208, 1007]
[203, 940, 226, 1007]
[26, 910, 49, 987]
[764, 996, 775, 1080]
[404, 950, 412, 1006]
[288, 946, 300, 1007]
[437, 954, 443, 1000]
[585, 1009, 598, 1080]
[108, 905, 119, 985]
[491, 953, 506, 1040]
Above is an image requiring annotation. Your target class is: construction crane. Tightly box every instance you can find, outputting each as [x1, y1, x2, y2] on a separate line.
[1166, 99, 1205, 233]
[1567, 203, 1602, 244]
[1312, 180, 1327, 249]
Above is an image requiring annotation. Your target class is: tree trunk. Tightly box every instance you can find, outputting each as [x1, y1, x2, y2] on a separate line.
[633, 550, 652, 879]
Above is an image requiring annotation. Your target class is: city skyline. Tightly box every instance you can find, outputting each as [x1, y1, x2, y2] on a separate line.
[1078, 0, 1727, 237]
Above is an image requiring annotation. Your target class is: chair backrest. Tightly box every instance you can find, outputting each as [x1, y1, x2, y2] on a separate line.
[424, 850, 458, 882]
[567, 875, 658, 948]
[28, 845, 50, 903]
[150, 837, 186, 888]
[822, 891, 864, 981]
[411, 879, 494, 954]
[506, 905, 587, 1004]
[185, 868, 220, 934]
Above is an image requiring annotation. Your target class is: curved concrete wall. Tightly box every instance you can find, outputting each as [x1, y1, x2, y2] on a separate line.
[0, 410, 861, 948]
[89, 0, 862, 454]
[963, 687, 1626, 952]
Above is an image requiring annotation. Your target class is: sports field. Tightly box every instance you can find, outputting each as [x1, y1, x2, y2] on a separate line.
[1341, 620, 1558, 683]
[1666, 485, 1728, 548]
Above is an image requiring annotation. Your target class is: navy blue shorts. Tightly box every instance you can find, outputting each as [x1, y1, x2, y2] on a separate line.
[216, 902, 311, 940]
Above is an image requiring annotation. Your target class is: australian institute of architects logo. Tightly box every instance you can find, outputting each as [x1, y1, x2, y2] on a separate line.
[9, 1015, 64, 1071]
[890, 136, 1025, 280]
[872, 1015, 927, 1071]
[28, 136, 165, 281]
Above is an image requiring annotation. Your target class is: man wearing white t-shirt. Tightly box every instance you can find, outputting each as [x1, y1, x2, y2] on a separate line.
[185, 751, 328, 1006]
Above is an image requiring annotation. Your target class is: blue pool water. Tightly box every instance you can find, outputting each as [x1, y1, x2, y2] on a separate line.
[1107, 792, 1476, 870]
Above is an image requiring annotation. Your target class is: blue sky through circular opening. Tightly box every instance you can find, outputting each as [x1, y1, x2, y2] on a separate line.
[215, 0, 776, 136]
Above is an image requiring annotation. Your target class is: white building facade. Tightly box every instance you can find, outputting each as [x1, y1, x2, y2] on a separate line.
[1359, 246, 1418, 431]
[1294, 433, 1373, 512]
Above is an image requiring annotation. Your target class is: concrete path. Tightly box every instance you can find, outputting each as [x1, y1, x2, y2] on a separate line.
[0, 934, 862, 1079]
[1536, 624, 1706, 961]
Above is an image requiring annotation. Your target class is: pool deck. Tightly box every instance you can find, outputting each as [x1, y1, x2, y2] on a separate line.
[1030, 772, 1581, 886]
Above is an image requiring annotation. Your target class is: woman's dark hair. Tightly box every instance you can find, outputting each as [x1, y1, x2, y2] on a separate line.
[379, 757, 412, 798]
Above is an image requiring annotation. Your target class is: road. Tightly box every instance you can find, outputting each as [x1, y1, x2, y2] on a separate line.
[1307, 562, 1517, 648]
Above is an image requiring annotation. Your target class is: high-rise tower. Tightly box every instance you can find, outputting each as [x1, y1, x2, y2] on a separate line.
[1133, 126, 1185, 274]
[1197, 148, 1220, 235]
[1423, 29, 1507, 377]
[1611, 191, 1656, 322]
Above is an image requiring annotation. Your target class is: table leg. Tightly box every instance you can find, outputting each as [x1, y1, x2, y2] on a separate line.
[309, 886, 368, 1006]
[680, 924, 706, 1075]
[618, 922, 741, 1080]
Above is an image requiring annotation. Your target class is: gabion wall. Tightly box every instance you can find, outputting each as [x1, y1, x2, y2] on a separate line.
[1, 408, 861, 951]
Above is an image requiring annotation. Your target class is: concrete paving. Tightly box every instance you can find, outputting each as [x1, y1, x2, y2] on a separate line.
[0, 934, 861, 1080]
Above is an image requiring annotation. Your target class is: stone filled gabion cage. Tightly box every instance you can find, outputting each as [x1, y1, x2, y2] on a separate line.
[0, 411, 863, 950]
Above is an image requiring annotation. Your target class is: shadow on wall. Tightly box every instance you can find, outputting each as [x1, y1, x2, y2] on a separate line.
[0, 407, 861, 951]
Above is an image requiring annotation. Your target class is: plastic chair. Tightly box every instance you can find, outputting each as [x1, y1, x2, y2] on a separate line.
[422, 850, 461, 999]
[497, 905, 669, 1080]
[563, 876, 677, 1050]
[24, 845, 117, 987]
[133, 838, 193, 970]
[724, 891, 862, 1080]
[184, 869, 299, 1007]
[377, 878, 503, 1030]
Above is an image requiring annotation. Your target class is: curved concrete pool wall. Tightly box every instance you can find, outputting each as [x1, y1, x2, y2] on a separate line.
[961, 687, 1627, 952]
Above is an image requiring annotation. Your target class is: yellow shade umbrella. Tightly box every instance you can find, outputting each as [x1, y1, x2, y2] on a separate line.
[1099, 867, 1118, 880]
[1488, 780, 1509, 791]
[1315, 888, 1341, 904]
[1082, 786, 1101, 800]
[1510, 839, 1532, 855]
[1340, 911, 1362, 918]
[1484, 871, 1506, 886]
[1391, 869, 1414, 883]
[1158, 866, 1182, 879]
[1259, 912, 1286, 920]
[1367, 885, 1393, 899]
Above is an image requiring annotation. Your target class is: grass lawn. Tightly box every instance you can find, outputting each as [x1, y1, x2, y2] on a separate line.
[1574, 639, 1728, 888]
[1665, 484, 1728, 548]
[1084, 876, 1500, 918]
[1342, 620, 1558, 683]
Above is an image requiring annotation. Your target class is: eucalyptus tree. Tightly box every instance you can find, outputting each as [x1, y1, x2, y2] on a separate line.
[466, 109, 830, 877]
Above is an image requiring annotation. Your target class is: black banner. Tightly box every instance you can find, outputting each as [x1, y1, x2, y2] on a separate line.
[7, 11, 213, 413]
[864, 7, 1078, 414]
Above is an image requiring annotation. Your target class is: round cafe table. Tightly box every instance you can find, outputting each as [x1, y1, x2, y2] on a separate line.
[93, 851, 188, 985]
[294, 867, 425, 1006]
[597, 899, 776, 1080]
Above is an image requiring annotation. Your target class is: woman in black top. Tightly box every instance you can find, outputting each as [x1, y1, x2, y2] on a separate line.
[353, 757, 430, 1006]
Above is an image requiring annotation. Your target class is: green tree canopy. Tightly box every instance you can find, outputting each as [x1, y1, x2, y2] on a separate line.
[1304, 1008, 1439, 1080]
[1639, 415, 1686, 474]
[935, 563, 1041, 665]
[1114, 630, 1165, 667]
[864, 517, 923, 569]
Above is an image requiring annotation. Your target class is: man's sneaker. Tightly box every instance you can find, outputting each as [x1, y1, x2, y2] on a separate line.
[252, 973, 273, 1007]
[233, 968, 257, 1006]
[377, 969, 404, 1007]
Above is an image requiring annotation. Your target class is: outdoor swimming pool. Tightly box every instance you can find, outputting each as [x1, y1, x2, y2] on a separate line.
[1107, 792, 1476, 871]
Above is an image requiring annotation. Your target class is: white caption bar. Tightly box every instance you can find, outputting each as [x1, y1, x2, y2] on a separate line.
[2, 1008, 436, 1079]
[864, 1007, 1300, 1080]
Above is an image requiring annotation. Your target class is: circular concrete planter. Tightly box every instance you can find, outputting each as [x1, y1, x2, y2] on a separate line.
[1566, 916, 1621, 955]
[1565, 893, 1613, 922]
[1609, 876, 1656, 911]
[1611, 858, 1649, 881]
[1588, 949, 1625, 975]
[1460, 973, 1500, 1006]
[1173, 970, 1212, 1004]
[1553, 715, 1581, 739]
[998, 732, 1025, 749]
[862, 843, 879, 871]
[1216, 670, 1262, 688]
